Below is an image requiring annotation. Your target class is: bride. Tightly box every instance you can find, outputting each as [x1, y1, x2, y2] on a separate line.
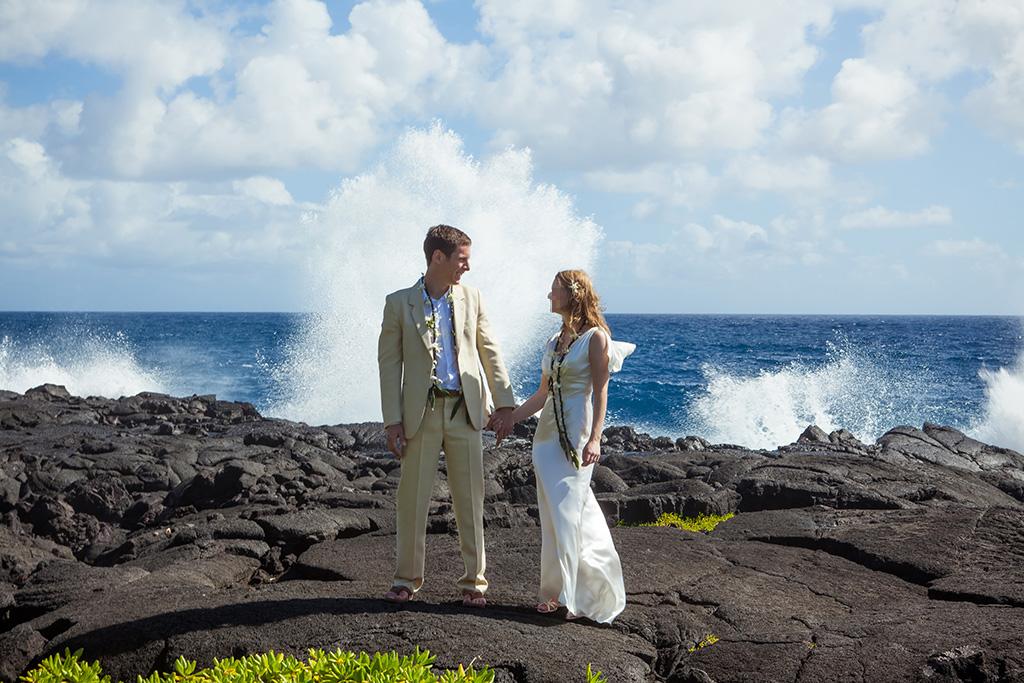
[509, 269, 634, 623]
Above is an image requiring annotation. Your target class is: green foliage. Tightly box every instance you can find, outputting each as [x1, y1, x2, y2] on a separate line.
[640, 512, 735, 533]
[22, 648, 497, 683]
[688, 634, 720, 653]
[21, 650, 112, 683]
[585, 663, 607, 682]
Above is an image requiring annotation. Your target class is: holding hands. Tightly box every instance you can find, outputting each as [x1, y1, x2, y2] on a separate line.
[486, 407, 514, 445]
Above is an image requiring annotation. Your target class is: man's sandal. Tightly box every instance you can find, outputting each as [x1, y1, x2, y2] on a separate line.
[384, 586, 414, 603]
[462, 590, 487, 608]
[535, 599, 561, 614]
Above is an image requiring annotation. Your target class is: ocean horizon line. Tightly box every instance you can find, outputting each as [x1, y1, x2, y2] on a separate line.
[1, 309, 1022, 319]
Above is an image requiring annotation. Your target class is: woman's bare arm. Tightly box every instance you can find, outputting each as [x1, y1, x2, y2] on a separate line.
[510, 373, 549, 424]
[582, 330, 610, 466]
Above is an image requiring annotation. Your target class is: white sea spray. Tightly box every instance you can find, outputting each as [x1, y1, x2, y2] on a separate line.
[266, 124, 602, 425]
[688, 340, 931, 449]
[0, 332, 165, 399]
[972, 350, 1024, 453]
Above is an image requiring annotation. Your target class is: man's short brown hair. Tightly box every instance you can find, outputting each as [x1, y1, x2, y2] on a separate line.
[423, 224, 471, 264]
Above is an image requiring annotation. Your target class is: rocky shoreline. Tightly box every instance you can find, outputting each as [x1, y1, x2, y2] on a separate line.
[2, 385, 1023, 682]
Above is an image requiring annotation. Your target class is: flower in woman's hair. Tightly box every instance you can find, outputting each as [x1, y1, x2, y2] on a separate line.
[568, 280, 581, 295]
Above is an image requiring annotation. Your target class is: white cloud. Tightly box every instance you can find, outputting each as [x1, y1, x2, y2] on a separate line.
[127, 0, 480, 176]
[0, 0, 82, 62]
[0, 94, 82, 141]
[470, 0, 1024, 207]
[0, 0, 226, 89]
[630, 199, 657, 220]
[1, 138, 87, 239]
[780, 58, 939, 161]
[726, 154, 832, 193]
[473, 1, 834, 166]
[233, 177, 294, 206]
[587, 153, 833, 215]
[840, 204, 953, 230]
[1, 0, 488, 179]
[858, 0, 1024, 82]
[966, 37, 1024, 152]
[471, 0, 1024, 170]
[583, 163, 718, 209]
[665, 89, 773, 151]
[0, 137, 312, 269]
[605, 239, 670, 280]
[929, 238, 1006, 259]
[820, 0, 1024, 156]
[688, 215, 770, 254]
[608, 211, 828, 282]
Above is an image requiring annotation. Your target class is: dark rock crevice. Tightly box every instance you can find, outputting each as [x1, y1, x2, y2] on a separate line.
[743, 536, 940, 587]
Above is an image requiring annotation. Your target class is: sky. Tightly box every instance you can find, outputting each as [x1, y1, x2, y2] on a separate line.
[0, 0, 1022, 315]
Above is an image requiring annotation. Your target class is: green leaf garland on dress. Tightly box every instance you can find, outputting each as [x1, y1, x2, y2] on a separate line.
[548, 329, 581, 469]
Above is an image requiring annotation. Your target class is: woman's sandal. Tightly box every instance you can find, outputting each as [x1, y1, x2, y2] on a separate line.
[536, 599, 561, 614]
[384, 586, 414, 603]
[462, 590, 487, 608]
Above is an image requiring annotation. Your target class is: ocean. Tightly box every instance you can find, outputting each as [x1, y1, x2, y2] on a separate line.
[2, 312, 1022, 453]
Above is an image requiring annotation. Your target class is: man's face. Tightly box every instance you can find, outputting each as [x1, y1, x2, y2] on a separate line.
[438, 244, 471, 285]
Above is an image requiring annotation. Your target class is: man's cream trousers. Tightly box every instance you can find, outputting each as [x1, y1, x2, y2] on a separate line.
[392, 394, 486, 594]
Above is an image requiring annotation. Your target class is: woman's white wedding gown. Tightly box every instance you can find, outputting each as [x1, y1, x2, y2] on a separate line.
[532, 326, 635, 623]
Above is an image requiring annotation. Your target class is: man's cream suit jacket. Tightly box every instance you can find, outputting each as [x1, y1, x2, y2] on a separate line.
[378, 283, 515, 439]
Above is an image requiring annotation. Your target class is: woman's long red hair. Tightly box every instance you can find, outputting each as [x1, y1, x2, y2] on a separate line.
[556, 270, 610, 337]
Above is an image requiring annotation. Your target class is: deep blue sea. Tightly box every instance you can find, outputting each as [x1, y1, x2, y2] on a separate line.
[1, 312, 1022, 452]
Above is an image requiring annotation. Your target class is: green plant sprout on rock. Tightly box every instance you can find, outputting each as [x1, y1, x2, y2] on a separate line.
[619, 512, 736, 532]
[688, 634, 720, 653]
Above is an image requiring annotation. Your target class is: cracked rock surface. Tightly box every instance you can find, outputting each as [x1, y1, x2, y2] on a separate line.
[1, 387, 1024, 682]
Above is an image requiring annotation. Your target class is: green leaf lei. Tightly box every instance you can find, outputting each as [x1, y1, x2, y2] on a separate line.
[547, 329, 581, 469]
[419, 276, 458, 409]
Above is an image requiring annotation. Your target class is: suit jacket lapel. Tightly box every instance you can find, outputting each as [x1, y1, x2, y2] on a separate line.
[407, 287, 432, 353]
[452, 285, 466, 352]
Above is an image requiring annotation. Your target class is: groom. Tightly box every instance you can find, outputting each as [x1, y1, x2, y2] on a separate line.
[377, 224, 515, 607]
